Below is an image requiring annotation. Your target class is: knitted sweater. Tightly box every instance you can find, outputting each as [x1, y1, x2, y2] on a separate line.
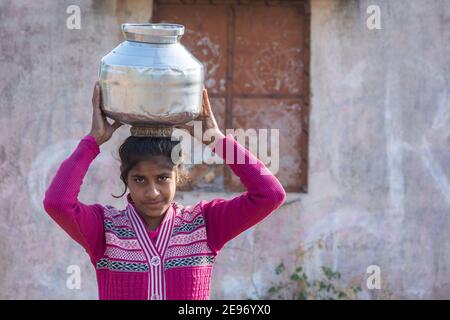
[43, 133, 286, 300]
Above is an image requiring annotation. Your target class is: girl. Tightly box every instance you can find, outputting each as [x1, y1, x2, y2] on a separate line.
[43, 82, 286, 300]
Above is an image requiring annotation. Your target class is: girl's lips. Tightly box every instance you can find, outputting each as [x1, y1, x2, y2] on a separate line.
[143, 200, 163, 206]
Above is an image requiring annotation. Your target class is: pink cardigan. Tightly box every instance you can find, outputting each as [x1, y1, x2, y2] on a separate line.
[43, 133, 286, 300]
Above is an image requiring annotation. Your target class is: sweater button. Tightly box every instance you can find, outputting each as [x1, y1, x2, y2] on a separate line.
[150, 256, 161, 266]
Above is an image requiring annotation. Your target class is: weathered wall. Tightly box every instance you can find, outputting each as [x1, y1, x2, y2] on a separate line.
[301, 0, 450, 299]
[1, 0, 449, 299]
[0, 0, 155, 299]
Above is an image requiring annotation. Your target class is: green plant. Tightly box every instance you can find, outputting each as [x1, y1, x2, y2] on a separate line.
[262, 263, 362, 300]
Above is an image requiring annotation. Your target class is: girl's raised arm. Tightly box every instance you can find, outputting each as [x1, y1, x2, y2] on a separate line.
[43, 83, 122, 262]
[43, 135, 106, 262]
[177, 88, 286, 254]
[201, 133, 286, 254]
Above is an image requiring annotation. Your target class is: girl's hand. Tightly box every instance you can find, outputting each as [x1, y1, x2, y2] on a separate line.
[89, 82, 122, 146]
[175, 87, 225, 146]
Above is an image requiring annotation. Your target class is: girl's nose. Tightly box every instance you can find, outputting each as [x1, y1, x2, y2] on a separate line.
[145, 182, 160, 198]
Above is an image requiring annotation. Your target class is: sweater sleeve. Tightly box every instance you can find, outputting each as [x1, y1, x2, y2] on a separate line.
[201, 133, 286, 255]
[43, 135, 106, 263]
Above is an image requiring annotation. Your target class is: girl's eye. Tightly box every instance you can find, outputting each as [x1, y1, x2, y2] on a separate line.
[133, 176, 170, 183]
[134, 177, 145, 183]
[158, 176, 169, 182]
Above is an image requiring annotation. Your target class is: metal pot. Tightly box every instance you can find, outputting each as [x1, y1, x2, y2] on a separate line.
[98, 23, 204, 137]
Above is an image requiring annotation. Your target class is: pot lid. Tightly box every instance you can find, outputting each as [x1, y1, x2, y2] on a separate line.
[121, 23, 185, 44]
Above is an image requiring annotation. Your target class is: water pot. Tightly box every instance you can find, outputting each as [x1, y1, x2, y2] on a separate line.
[98, 23, 205, 137]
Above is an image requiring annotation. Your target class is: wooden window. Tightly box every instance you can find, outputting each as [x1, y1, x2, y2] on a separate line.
[153, 0, 310, 193]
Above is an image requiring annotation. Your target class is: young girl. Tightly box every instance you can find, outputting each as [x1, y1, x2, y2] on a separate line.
[43, 82, 286, 300]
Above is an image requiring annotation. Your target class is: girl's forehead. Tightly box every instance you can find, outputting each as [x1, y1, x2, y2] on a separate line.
[130, 157, 175, 174]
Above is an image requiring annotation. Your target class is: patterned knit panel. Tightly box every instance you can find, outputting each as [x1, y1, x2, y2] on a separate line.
[104, 246, 146, 262]
[96, 203, 216, 300]
[163, 204, 215, 299]
[104, 205, 132, 227]
[105, 233, 141, 250]
[96, 206, 148, 271]
[165, 203, 216, 270]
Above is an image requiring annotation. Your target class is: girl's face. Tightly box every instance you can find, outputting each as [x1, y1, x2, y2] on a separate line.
[127, 156, 177, 219]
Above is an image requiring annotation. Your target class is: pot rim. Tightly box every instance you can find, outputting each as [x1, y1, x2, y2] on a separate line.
[122, 23, 185, 44]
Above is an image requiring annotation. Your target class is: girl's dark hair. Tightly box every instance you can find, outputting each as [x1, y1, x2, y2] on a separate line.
[111, 136, 187, 198]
